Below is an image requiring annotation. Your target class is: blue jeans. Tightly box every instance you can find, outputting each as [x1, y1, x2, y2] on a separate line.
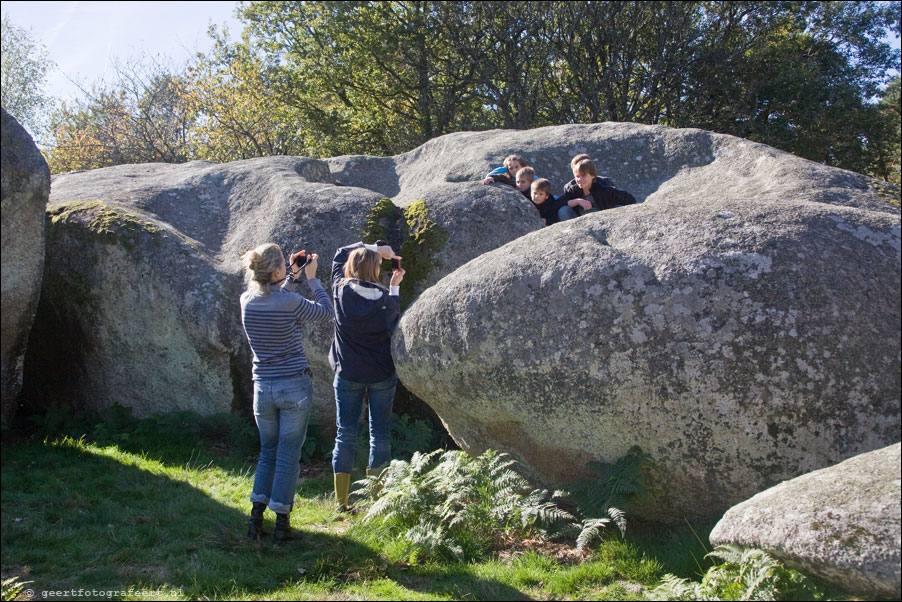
[558, 205, 599, 222]
[332, 373, 398, 474]
[558, 205, 579, 221]
[250, 374, 313, 514]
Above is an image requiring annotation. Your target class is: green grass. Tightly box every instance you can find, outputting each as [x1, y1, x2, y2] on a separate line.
[0, 423, 830, 601]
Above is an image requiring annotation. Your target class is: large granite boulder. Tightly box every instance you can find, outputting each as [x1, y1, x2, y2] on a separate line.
[392, 151, 900, 520]
[710, 443, 901, 598]
[25, 156, 538, 423]
[25, 157, 382, 420]
[1, 108, 50, 423]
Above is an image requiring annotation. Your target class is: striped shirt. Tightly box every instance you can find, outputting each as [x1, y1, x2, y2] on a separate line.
[240, 277, 333, 381]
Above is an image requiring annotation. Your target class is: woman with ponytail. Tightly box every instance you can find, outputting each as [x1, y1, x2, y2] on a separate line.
[240, 243, 332, 543]
[328, 241, 405, 510]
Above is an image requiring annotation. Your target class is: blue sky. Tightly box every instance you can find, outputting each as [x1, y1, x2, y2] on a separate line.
[1, 1, 243, 101]
[2, 0, 900, 105]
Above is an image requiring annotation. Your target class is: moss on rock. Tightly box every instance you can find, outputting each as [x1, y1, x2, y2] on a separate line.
[361, 197, 397, 244]
[398, 200, 448, 308]
[358, 197, 448, 308]
[868, 180, 901, 207]
[48, 200, 199, 254]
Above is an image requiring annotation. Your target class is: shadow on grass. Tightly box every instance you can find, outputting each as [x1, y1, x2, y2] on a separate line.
[628, 518, 717, 580]
[387, 565, 535, 601]
[1, 438, 529, 600]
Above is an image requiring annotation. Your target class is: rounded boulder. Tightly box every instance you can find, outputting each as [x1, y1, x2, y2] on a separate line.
[392, 195, 901, 520]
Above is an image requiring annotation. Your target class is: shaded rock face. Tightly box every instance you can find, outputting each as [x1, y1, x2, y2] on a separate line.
[26, 156, 538, 422]
[392, 192, 901, 520]
[26, 157, 382, 420]
[710, 443, 901, 598]
[1, 108, 50, 423]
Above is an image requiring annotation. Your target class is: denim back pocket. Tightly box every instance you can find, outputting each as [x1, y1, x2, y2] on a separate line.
[273, 377, 313, 411]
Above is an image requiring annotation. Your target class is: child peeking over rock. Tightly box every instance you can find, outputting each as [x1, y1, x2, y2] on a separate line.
[514, 166, 537, 200]
[482, 154, 527, 186]
[530, 178, 568, 226]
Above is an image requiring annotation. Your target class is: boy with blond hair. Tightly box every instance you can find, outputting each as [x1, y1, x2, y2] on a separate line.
[514, 166, 537, 200]
[563, 153, 613, 192]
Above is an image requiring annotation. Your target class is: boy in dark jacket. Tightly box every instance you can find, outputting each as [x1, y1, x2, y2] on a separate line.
[563, 153, 614, 191]
[558, 159, 636, 217]
[530, 178, 568, 225]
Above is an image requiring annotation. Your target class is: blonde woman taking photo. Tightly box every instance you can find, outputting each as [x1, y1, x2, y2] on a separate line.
[328, 241, 404, 509]
[240, 243, 332, 543]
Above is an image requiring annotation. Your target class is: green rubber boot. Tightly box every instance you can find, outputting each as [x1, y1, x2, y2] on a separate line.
[334, 472, 351, 510]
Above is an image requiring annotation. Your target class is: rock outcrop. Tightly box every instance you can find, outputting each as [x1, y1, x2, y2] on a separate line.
[1, 108, 50, 423]
[326, 123, 894, 212]
[710, 443, 901, 598]
[25, 158, 382, 420]
[26, 156, 538, 422]
[25, 122, 901, 495]
[391, 125, 900, 521]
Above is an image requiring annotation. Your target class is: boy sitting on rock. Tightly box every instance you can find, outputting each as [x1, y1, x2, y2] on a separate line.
[482, 154, 527, 186]
[563, 153, 614, 190]
[558, 159, 636, 218]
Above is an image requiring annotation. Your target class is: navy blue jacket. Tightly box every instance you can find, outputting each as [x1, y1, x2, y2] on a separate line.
[328, 243, 401, 383]
[534, 194, 568, 225]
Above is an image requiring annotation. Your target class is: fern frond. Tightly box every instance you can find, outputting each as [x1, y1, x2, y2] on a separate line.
[706, 542, 746, 565]
[606, 505, 627, 535]
[576, 517, 612, 551]
[650, 573, 708, 600]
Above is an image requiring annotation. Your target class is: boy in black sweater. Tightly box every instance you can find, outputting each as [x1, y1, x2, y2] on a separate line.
[558, 159, 636, 217]
[530, 178, 568, 225]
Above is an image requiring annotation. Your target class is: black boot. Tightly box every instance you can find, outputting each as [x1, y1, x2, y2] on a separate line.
[248, 502, 267, 541]
[273, 512, 300, 544]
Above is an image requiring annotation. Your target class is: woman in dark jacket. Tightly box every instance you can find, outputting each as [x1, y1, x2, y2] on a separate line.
[329, 241, 404, 509]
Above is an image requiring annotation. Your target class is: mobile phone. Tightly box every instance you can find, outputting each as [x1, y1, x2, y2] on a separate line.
[391, 257, 402, 270]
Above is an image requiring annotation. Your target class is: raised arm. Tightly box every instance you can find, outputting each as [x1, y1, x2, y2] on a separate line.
[293, 278, 333, 323]
[331, 243, 365, 290]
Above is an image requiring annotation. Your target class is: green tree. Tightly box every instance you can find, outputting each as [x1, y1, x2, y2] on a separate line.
[870, 76, 901, 185]
[39, 1, 900, 181]
[44, 58, 193, 173]
[182, 26, 311, 161]
[669, 2, 900, 172]
[239, 1, 488, 155]
[1, 14, 53, 139]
